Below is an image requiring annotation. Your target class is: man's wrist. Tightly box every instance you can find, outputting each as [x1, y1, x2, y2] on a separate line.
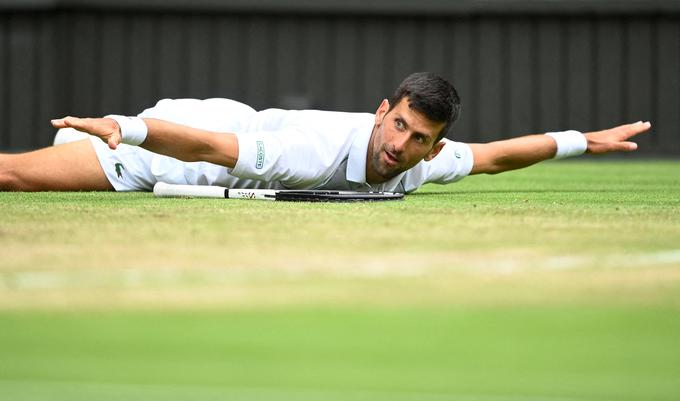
[545, 130, 587, 159]
[105, 115, 148, 146]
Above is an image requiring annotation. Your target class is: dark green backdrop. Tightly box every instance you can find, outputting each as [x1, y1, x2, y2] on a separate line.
[1, 0, 679, 155]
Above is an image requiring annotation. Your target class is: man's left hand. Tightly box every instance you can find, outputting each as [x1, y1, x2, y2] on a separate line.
[585, 121, 651, 154]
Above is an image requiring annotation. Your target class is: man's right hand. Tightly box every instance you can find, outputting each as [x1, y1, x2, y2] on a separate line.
[51, 117, 123, 150]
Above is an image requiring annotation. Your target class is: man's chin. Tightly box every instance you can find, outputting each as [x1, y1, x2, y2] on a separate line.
[375, 165, 402, 182]
[370, 156, 402, 183]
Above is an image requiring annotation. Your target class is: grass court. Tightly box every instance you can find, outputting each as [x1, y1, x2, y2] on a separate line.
[1, 160, 679, 401]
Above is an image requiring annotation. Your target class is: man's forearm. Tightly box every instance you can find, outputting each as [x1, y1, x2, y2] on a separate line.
[139, 118, 239, 168]
[469, 134, 556, 174]
[468, 122, 649, 175]
[51, 116, 240, 168]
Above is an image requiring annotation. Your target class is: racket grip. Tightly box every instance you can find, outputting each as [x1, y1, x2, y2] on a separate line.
[153, 182, 227, 198]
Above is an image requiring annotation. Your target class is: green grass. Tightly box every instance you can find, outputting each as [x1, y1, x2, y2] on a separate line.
[1, 307, 679, 401]
[1, 161, 680, 400]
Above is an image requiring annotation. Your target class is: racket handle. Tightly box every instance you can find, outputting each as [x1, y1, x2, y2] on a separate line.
[226, 188, 278, 200]
[153, 182, 227, 198]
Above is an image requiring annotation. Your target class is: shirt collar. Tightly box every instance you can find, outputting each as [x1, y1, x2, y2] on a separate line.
[346, 118, 374, 184]
[380, 171, 407, 191]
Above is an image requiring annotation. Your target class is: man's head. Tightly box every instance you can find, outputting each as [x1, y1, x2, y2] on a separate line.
[366, 72, 461, 184]
[388, 72, 461, 142]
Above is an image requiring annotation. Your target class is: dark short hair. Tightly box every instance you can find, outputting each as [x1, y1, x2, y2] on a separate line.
[388, 72, 461, 142]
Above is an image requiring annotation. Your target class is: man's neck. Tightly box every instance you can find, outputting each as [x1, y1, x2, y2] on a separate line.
[365, 128, 384, 185]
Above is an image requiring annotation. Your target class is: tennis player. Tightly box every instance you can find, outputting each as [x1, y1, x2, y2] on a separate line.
[0, 72, 650, 193]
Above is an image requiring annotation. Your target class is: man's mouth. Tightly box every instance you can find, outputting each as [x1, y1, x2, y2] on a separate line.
[383, 149, 399, 166]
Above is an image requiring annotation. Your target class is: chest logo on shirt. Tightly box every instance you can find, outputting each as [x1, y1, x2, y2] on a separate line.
[256, 141, 265, 169]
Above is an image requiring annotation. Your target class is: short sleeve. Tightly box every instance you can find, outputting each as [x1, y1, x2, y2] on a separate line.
[230, 129, 340, 189]
[401, 139, 474, 193]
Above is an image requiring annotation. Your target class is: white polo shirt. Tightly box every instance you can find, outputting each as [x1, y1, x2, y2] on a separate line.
[132, 98, 474, 193]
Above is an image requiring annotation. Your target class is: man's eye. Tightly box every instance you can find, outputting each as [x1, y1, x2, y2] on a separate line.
[395, 120, 405, 130]
[415, 135, 426, 144]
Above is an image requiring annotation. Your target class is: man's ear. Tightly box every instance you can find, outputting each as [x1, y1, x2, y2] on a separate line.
[424, 141, 446, 161]
[374, 99, 390, 125]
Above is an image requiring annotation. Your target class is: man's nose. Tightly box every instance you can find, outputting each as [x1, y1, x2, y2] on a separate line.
[393, 132, 409, 153]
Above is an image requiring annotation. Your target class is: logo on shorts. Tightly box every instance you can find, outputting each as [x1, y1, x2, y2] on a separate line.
[114, 163, 125, 178]
[256, 141, 265, 170]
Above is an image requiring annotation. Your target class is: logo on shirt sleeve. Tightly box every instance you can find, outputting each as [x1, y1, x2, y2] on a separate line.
[256, 141, 265, 169]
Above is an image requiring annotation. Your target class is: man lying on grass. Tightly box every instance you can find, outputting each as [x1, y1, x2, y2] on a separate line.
[0, 72, 649, 193]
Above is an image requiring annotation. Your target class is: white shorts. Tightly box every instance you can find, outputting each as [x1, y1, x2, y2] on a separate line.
[83, 98, 258, 191]
[89, 136, 158, 191]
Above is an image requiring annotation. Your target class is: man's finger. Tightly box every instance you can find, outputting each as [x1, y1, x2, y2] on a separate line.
[615, 121, 651, 140]
[63, 116, 81, 127]
[107, 132, 122, 150]
[50, 117, 73, 129]
[51, 116, 89, 133]
[628, 121, 651, 133]
[619, 141, 638, 151]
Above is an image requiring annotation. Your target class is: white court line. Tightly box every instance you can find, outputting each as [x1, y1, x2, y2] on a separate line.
[544, 249, 680, 271]
[2, 249, 680, 291]
[0, 379, 635, 401]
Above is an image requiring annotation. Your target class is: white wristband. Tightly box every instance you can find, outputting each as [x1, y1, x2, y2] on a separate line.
[105, 115, 148, 146]
[545, 130, 587, 159]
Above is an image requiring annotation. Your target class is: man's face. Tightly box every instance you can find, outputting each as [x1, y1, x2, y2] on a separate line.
[366, 98, 446, 184]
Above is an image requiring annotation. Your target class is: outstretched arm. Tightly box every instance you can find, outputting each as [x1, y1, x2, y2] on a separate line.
[468, 121, 651, 175]
[51, 117, 239, 168]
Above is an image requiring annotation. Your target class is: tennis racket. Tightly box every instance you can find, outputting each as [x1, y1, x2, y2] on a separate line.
[153, 182, 404, 202]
